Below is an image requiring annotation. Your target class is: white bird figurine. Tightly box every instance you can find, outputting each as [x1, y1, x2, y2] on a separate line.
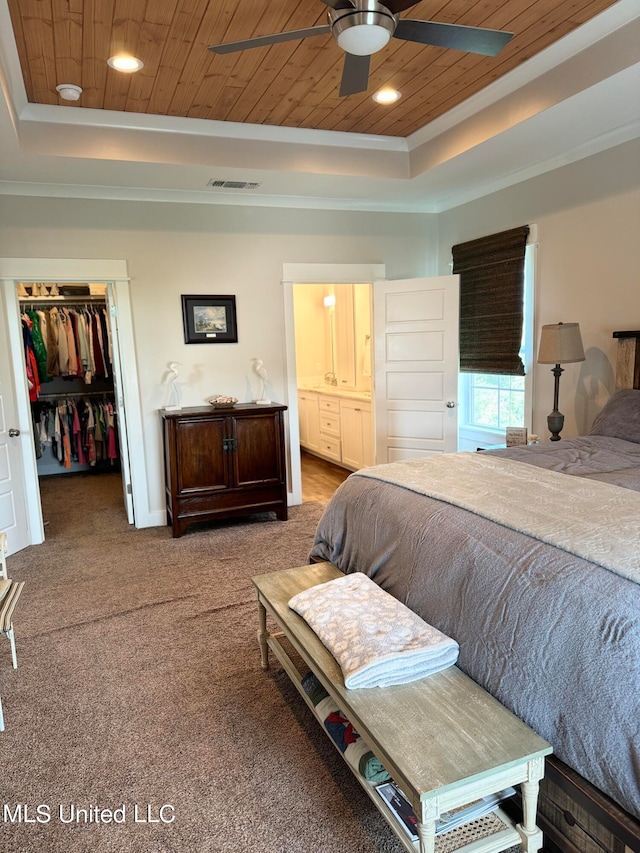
[253, 358, 271, 405]
[162, 361, 182, 409]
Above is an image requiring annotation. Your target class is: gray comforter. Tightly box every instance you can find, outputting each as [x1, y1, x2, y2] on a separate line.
[309, 435, 640, 820]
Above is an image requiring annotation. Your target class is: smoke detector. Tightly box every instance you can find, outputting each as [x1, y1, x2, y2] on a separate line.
[56, 84, 83, 101]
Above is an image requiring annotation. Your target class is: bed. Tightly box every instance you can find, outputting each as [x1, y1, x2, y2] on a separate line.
[309, 385, 640, 853]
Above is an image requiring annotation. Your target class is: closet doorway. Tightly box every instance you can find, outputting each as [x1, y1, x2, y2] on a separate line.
[0, 258, 146, 557]
[19, 280, 132, 515]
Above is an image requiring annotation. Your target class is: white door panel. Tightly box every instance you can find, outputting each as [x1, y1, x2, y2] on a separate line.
[386, 371, 444, 401]
[385, 288, 444, 322]
[388, 446, 440, 462]
[388, 409, 444, 441]
[0, 286, 36, 554]
[374, 276, 459, 464]
[386, 330, 444, 362]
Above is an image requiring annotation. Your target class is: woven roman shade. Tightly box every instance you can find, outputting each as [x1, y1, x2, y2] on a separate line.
[452, 225, 529, 375]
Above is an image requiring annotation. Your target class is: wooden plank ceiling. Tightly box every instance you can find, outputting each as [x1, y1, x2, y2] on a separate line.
[8, 0, 619, 138]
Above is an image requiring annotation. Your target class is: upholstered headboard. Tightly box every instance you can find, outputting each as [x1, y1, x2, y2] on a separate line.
[613, 330, 640, 390]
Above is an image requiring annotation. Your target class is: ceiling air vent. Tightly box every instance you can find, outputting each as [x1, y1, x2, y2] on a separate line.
[207, 179, 261, 190]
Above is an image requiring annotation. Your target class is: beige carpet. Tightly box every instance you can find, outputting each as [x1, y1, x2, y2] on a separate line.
[1, 473, 406, 853]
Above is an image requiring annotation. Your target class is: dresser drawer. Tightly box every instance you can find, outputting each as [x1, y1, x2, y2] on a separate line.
[318, 396, 340, 415]
[319, 436, 341, 462]
[319, 412, 341, 438]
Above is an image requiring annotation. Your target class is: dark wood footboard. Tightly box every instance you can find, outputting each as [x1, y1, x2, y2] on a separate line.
[505, 756, 640, 853]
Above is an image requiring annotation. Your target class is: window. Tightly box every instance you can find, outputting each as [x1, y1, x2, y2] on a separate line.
[458, 240, 535, 450]
[466, 373, 525, 430]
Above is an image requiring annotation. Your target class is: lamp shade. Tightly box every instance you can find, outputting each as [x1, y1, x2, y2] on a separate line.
[537, 322, 585, 365]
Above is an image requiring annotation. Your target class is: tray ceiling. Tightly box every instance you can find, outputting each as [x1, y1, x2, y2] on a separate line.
[1, 0, 638, 212]
[7, 0, 620, 138]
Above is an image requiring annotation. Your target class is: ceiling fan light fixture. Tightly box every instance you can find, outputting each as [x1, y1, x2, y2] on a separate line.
[331, 8, 396, 56]
[107, 55, 144, 73]
[372, 87, 401, 104]
[336, 23, 391, 55]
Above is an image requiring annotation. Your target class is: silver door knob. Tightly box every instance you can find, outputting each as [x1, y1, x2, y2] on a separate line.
[8, 428, 20, 437]
[446, 401, 456, 409]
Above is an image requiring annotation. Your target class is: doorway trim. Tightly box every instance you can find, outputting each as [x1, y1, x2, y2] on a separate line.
[282, 263, 385, 505]
[0, 257, 152, 539]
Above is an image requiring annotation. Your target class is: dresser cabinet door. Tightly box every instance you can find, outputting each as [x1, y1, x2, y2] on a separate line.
[175, 416, 227, 491]
[232, 413, 284, 487]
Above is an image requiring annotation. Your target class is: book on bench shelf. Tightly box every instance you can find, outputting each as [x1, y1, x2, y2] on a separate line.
[375, 780, 516, 842]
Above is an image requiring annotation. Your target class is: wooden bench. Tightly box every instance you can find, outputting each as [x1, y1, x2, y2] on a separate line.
[252, 562, 552, 853]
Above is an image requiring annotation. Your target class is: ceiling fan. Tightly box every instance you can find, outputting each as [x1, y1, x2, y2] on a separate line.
[208, 0, 513, 97]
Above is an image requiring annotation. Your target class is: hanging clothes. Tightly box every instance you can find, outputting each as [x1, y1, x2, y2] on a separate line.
[21, 301, 113, 396]
[45, 307, 60, 377]
[56, 310, 70, 377]
[21, 315, 41, 402]
[26, 310, 49, 383]
[22, 295, 119, 477]
[31, 395, 120, 471]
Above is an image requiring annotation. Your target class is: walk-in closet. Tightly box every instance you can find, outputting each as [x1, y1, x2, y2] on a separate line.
[17, 281, 125, 521]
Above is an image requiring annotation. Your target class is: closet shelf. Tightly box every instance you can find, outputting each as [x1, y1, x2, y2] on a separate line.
[20, 296, 107, 306]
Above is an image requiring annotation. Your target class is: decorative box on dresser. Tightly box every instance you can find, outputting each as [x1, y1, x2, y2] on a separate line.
[161, 403, 287, 538]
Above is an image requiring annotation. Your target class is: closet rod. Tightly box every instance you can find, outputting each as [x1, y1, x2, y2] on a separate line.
[20, 296, 106, 305]
[37, 391, 114, 400]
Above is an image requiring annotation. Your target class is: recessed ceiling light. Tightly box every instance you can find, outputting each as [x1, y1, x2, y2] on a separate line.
[372, 88, 401, 104]
[107, 55, 144, 73]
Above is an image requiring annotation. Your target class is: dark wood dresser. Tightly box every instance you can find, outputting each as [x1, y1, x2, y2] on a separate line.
[160, 403, 288, 537]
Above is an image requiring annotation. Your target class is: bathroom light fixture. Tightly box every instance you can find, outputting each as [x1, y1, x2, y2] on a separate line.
[56, 84, 82, 101]
[372, 88, 401, 104]
[107, 55, 144, 72]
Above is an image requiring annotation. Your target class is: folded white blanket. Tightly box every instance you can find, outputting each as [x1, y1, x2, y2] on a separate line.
[289, 573, 459, 689]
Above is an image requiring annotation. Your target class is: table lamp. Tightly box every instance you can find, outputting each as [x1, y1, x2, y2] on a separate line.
[537, 322, 585, 441]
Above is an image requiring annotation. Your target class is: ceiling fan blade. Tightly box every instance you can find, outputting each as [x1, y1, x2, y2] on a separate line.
[339, 53, 370, 97]
[208, 25, 331, 54]
[382, 0, 421, 13]
[320, 0, 356, 8]
[394, 19, 513, 56]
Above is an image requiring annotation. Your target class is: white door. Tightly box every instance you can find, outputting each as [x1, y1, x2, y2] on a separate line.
[373, 276, 459, 463]
[107, 284, 134, 524]
[0, 288, 42, 554]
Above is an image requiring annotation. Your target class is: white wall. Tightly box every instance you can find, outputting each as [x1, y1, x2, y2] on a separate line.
[2, 137, 638, 521]
[353, 283, 372, 392]
[0, 198, 436, 518]
[437, 138, 640, 440]
[293, 284, 327, 382]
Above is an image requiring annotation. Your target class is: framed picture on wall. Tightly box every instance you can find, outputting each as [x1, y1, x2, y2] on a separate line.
[181, 294, 238, 344]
